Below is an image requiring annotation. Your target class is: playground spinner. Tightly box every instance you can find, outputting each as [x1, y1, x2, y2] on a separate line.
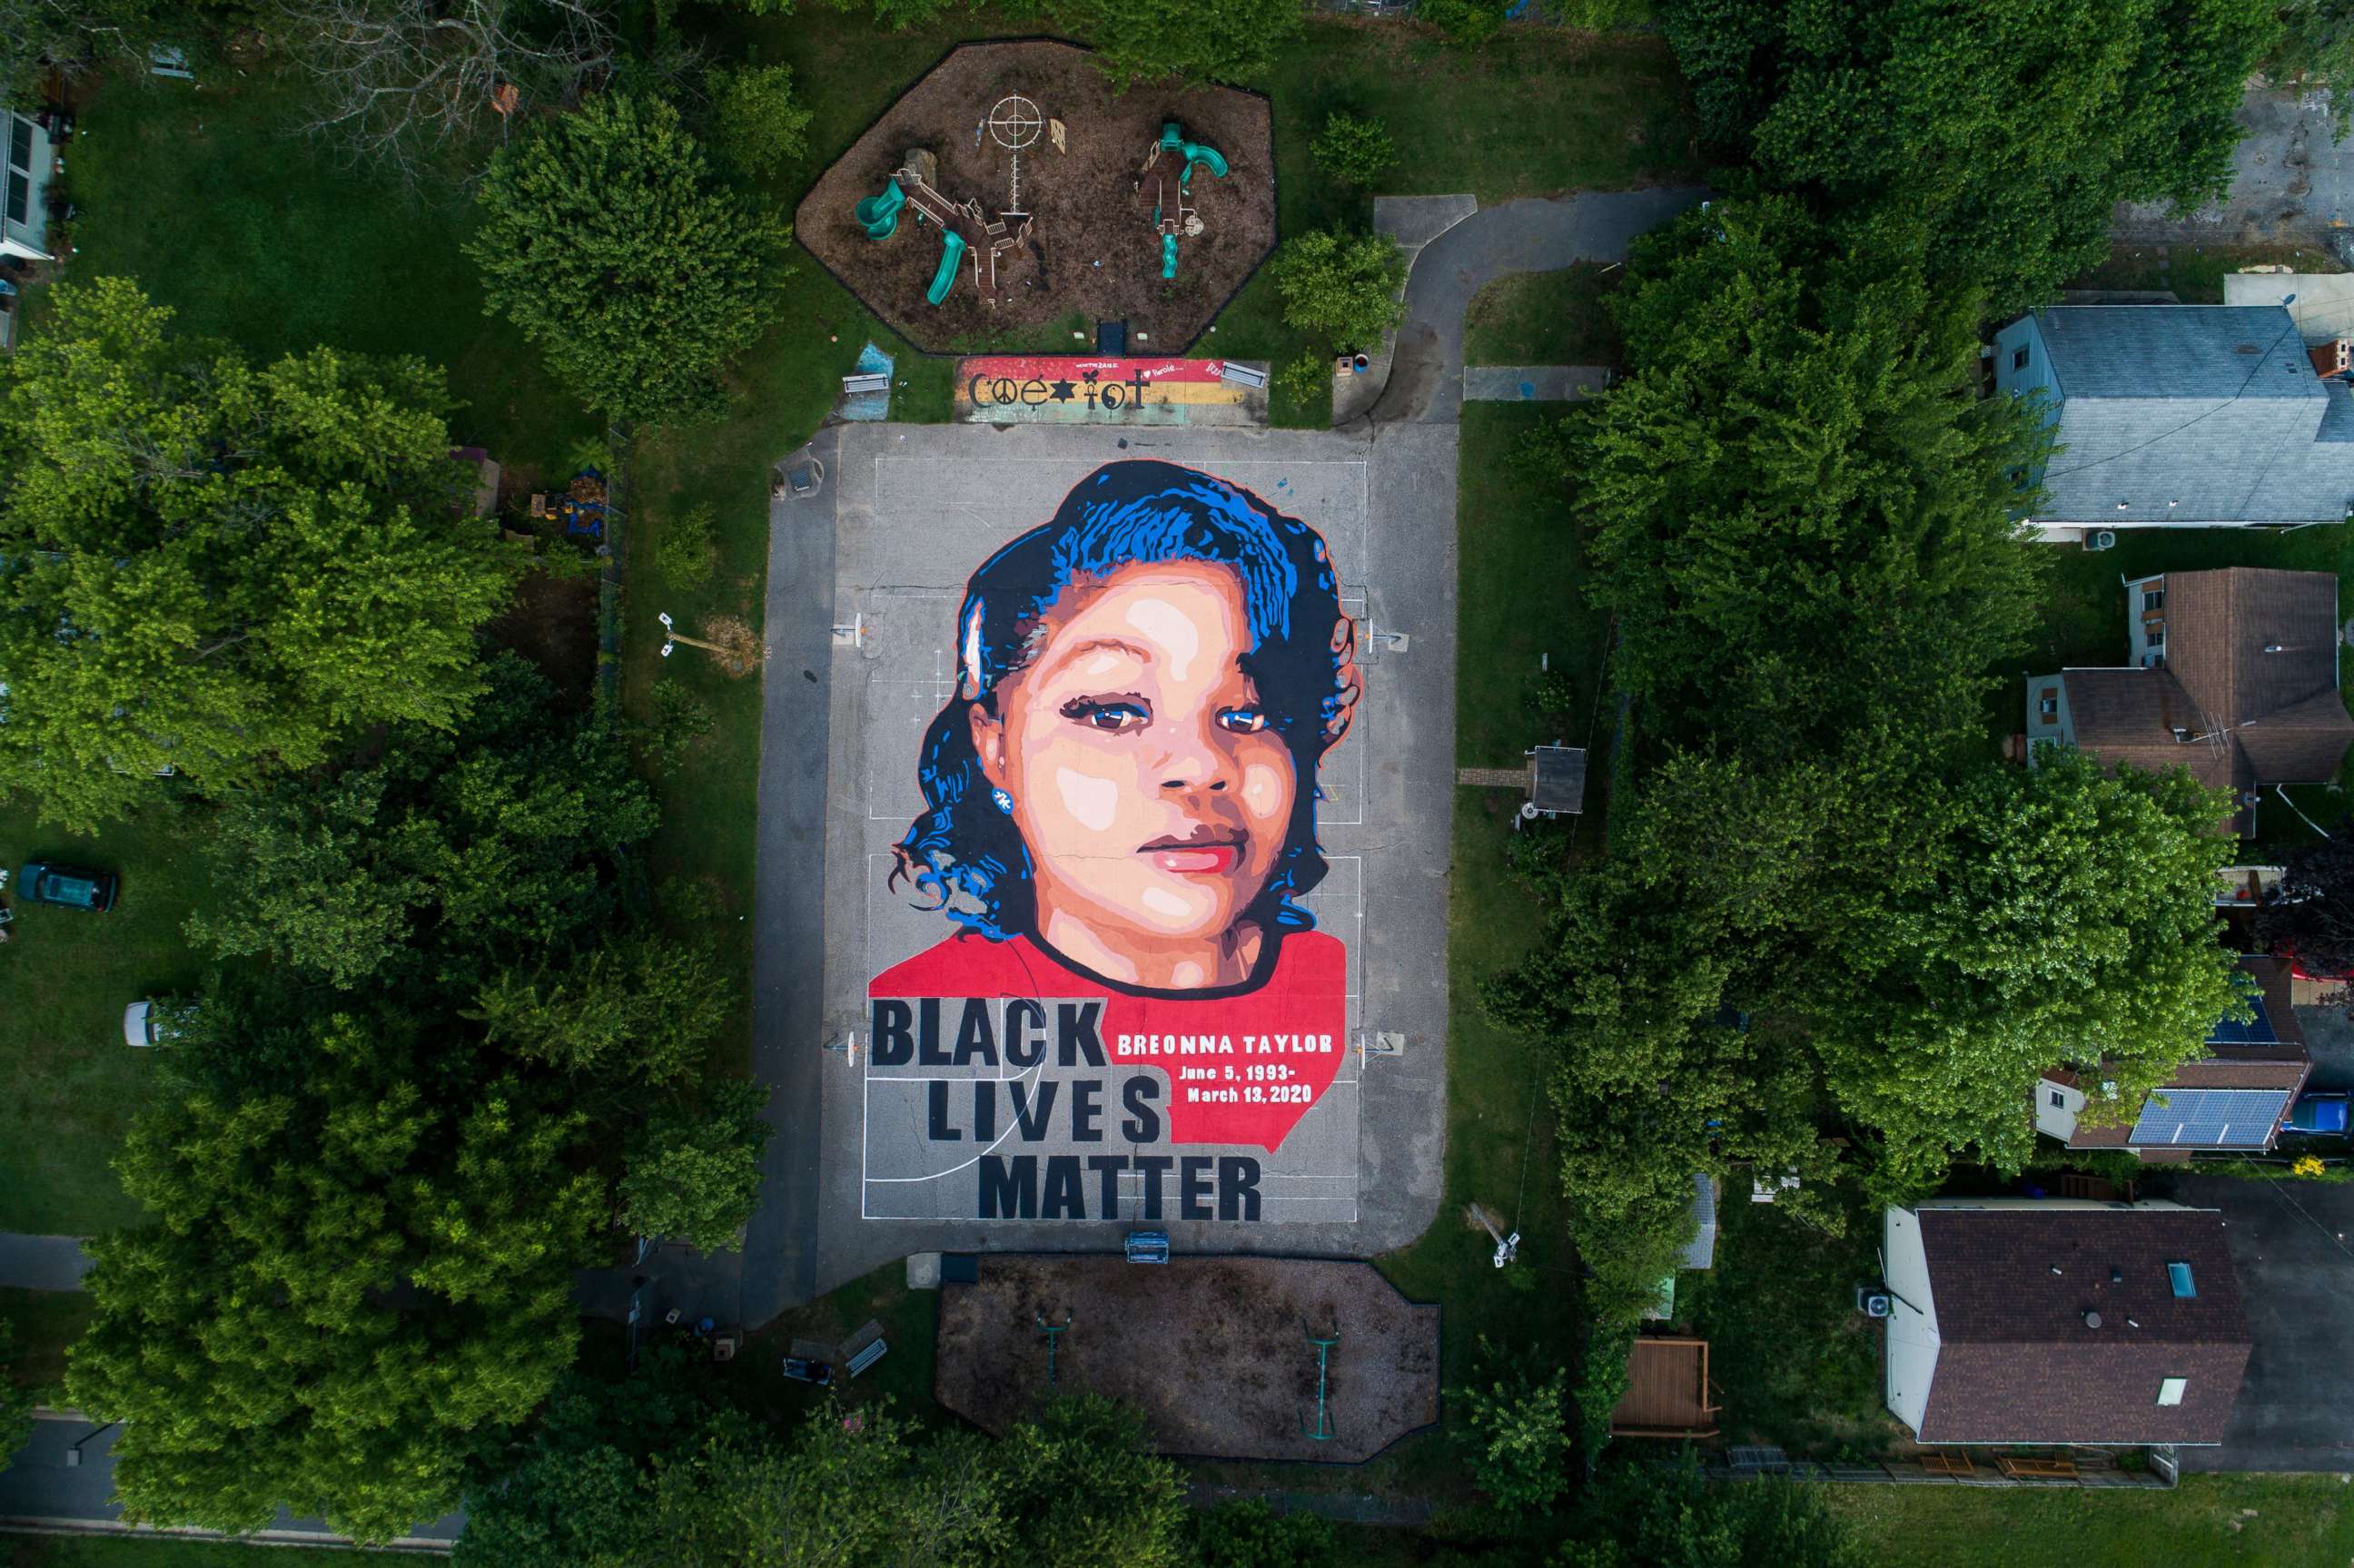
[850, 94, 1231, 306]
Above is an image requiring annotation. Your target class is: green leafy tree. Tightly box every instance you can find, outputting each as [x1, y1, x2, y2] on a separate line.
[1310, 111, 1398, 189]
[1659, 0, 2277, 311]
[991, 1395, 1188, 1568]
[469, 94, 789, 424]
[187, 654, 662, 991]
[68, 1017, 602, 1543]
[1824, 747, 2245, 1192]
[648, 1402, 918, 1563]
[639, 677, 719, 772]
[618, 1080, 775, 1247]
[2275, 1, 2354, 135]
[1050, 0, 1302, 86]
[1454, 1338, 1568, 1515]
[710, 64, 815, 177]
[0, 278, 519, 830]
[1269, 229, 1409, 352]
[652, 501, 718, 590]
[473, 935, 733, 1084]
[1567, 1455, 1863, 1567]
[1191, 1499, 1340, 1568]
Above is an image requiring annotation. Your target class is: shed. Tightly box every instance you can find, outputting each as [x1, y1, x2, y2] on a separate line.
[1528, 745, 1587, 816]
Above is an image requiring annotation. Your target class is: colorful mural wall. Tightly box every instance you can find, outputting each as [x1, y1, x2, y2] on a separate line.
[953, 357, 1267, 425]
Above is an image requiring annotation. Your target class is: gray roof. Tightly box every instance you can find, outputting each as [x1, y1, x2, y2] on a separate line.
[2015, 307, 2354, 526]
[1679, 1172, 1716, 1271]
[1530, 745, 1587, 814]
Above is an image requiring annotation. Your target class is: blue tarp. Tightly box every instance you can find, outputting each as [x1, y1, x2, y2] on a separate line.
[839, 342, 895, 421]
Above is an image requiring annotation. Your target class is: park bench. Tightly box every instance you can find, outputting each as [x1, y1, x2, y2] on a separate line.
[846, 1337, 889, 1377]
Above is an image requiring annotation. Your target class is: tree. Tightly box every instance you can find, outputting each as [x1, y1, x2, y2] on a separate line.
[2259, 830, 2354, 994]
[469, 94, 790, 424]
[709, 64, 815, 177]
[1823, 748, 2245, 1192]
[0, 279, 520, 831]
[1310, 112, 1397, 189]
[1659, 0, 2276, 311]
[472, 935, 732, 1084]
[618, 1081, 775, 1247]
[1268, 229, 1409, 353]
[1454, 1338, 1568, 1515]
[281, 0, 618, 180]
[187, 653, 663, 992]
[2275, 0, 2354, 135]
[990, 1395, 1189, 1568]
[1191, 1501, 1340, 1568]
[1567, 1455, 1863, 1567]
[1049, 0, 1302, 86]
[68, 1016, 603, 1543]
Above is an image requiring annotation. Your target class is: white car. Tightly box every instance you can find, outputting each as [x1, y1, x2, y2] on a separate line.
[123, 1000, 192, 1048]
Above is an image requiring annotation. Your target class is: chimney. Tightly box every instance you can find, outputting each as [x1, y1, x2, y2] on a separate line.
[2311, 339, 2352, 380]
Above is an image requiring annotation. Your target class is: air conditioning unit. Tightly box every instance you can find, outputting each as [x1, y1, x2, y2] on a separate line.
[1855, 1286, 1894, 1318]
[2085, 529, 2118, 552]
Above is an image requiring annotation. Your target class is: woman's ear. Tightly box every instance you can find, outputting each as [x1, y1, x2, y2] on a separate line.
[1324, 616, 1363, 748]
[969, 700, 1010, 788]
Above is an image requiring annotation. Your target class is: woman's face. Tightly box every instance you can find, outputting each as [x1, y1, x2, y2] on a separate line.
[973, 561, 1297, 975]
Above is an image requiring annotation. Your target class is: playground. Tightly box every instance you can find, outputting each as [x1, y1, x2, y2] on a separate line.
[797, 40, 1275, 353]
[934, 1255, 1440, 1463]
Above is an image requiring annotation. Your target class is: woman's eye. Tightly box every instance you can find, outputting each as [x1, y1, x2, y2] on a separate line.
[1063, 700, 1148, 734]
[1217, 707, 1268, 735]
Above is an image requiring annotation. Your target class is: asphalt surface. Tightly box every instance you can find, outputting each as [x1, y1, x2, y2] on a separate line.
[1367, 189, 1707, 426]
[0, 1235, 90, 1290]
[2171, 1174, 2354, 1472]
[2117, 86, 2354, 247]
[741, 429, 845, 1326]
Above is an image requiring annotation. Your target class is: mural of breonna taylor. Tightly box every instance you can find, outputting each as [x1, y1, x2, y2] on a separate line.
[868, 459, 1360, 1224]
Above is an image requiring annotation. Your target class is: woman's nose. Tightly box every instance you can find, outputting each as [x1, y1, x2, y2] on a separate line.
[1155, 716, 1234, 794]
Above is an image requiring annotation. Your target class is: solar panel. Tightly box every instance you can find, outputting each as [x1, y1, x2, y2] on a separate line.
[2131, 1086, 2293, 1146]
[2206, 995, 2279, 1045]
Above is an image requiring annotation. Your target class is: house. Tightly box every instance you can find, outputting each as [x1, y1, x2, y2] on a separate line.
[1993, 305, 2354, 535]
[2037, 956, 2311, 1160]
[1883, 1199, 2250, 1447]
[3, 103, 58, 263]
[2023, 567, 2354, 833]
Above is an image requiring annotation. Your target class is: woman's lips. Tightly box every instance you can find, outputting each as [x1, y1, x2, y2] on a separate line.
[1142, 833, 1243, 875]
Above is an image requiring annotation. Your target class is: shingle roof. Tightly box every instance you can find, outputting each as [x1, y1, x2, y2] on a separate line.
[1913, 1206, 2250, 1445]
[2045, 957, 2311, 1149]
[2017, 307, 2354, 525]
[2056, 570, 2353, 807]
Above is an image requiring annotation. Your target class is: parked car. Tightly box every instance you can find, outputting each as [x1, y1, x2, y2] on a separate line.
[19, 862, 117, 912]
[123, 1000, 195, 1048]
[2282, 1092, 2350, 1135]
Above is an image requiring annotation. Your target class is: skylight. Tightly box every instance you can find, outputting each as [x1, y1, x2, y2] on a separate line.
[2168, 1261, 2196, 1298]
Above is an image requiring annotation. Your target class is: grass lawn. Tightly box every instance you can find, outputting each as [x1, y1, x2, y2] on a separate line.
[1, 1537, 358, 1566]
[720, 1261, 941, 1427]
[1828, 1474, 2354, 1568]
[2072, 241, 2347, 303]
[1676, 1188, 1900, 1455]
[53, 74, 601, 476]
[1463, 264, 1625, 368]
[0, 804, 215, 1235]
[2, 1288, 98, 1392]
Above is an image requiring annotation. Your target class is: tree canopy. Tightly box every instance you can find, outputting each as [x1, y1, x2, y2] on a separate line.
[0, 279, 519, 830]
[1659, 0, 2276, 311]
[469, 94, 789, 424]
[1269, 229, 1409, 354]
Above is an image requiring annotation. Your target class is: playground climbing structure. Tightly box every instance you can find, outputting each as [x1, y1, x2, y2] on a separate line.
[1137, 122, 1228, 281]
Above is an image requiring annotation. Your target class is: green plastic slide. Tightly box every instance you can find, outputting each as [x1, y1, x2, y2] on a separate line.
[1162, 232, 1178, 280]
[927, 231, 969, 305]
[1160, 122, 1227, 188]
[856, 180, 905, 240]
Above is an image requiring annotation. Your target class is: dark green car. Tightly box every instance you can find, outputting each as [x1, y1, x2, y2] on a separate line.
[19, 862, 119, 912]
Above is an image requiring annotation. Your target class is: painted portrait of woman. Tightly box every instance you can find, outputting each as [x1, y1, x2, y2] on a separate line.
[882, 459, 1360, 1003]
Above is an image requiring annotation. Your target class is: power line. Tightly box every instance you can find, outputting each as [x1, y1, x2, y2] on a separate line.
[2039, 311, 2308, 482]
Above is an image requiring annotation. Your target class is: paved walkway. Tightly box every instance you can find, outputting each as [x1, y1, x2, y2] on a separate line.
[1366, 188, 1708, 426]
[0, 1236, 92, 1291]
[1462, 365, 1611, 402]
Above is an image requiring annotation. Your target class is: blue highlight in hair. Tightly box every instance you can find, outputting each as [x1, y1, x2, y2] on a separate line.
[890, 459, 1352, 945]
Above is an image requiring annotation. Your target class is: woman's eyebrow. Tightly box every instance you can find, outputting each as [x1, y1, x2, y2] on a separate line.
[1036, 636, 1152, 680]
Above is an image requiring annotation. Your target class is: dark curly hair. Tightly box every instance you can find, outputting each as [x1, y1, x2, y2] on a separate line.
[888, 459, 1357, 942]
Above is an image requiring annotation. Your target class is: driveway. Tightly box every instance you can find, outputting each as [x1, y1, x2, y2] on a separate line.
[1369, 188, 1706, 425]
[2171, 1173, 2354, 1471]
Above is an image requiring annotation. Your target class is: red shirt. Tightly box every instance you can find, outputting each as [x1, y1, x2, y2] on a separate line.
[868, 928, 1348, 1151]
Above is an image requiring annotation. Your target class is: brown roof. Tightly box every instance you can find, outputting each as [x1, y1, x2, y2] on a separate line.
[1913, 1206, 2249, 1445]
[2058, 569, 2354, 813]
[1608, 1337, 1718, 1438]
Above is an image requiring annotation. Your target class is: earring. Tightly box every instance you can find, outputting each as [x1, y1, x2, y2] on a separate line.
[992, 787, 1014, 815]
